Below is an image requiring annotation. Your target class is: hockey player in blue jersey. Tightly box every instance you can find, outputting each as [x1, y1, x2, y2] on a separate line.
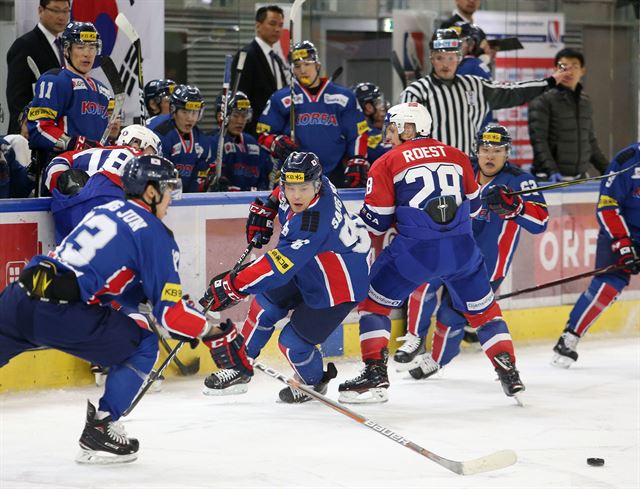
[0, 155, 252, 463]
[44, 124, 161, 242]
[453, 22, 492, 79]
[153, 84, 214, 192]
[27, 21, 110, 160]
[144, 79, 176, 130]
[396, 125, 549, 380]
[338, 103, 525, 404]
[0, 137, 34, 198]
[199, 151, 371, 402]
[256, 41, 370, 188]
[552, 142, 640, 368]
[351, 82, 392, 164]
[209, 91, 272, 191]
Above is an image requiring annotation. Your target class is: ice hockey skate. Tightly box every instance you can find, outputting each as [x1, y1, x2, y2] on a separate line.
[338, 350, 389, 404]
[76, 401, 139, 464]
[202, 368, 251, 396]
[90, 364, 108, 387]
[551, 328, 580, 368]
[493, 353, 525, 406]
[393, 333, 426, 371]
[408, 353, 440, 380]
[278, 362, 338, 403]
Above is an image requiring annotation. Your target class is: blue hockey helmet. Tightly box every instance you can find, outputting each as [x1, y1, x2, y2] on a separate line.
[351, 82, 384, 111]
[122, 155, 182, 204]
[452, 22, 486, 47]
[430, 28, 462, 54]
[476, 124, 512, 156]
[170, 84, 205, 120]
[289, 40, 319, 64]
[280, 151, 323, 192]
[215, 90, 253, 122]
[61, 21, 102, 56]
[144, 79, 177, 110]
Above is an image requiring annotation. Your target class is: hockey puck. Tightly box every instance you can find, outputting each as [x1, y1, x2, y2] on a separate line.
[587, 458, 605, 467]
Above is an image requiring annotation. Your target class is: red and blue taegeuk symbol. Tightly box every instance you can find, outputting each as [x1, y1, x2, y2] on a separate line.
[71, 0, 119, 57]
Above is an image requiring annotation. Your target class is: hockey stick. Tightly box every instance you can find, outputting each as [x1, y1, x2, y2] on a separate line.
[495, 262, 631, 301]
[289, 0, 307, 141]
[254, 361, 517, 475]
[146, 316, 200, 376]
[26, 56, 40, 94]
[329, 65, 343, 82]
[207, 54, 233, 191]
[99, 56, 126, 145]
[391, 50, 408, 89]
[115, 13, 146, 123]
[504, 164, 639, 197]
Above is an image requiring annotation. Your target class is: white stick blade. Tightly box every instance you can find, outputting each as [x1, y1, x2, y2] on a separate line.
[115, 13, 140, 43]
[458, 449, 517, 475]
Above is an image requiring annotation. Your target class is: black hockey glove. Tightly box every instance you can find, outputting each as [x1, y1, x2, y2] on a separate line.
[485, 184, 523, 219]
[270, 135, 298, 162]
[343, 157, 369, 188]
[56, 168, 90, 195]
[246, 197, 278, 248]
[202, 318, 253, 376]
[611, 237, 640, 274]
[199, 270, 246, 313]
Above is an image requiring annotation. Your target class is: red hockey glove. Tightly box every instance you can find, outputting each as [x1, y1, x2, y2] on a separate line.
[485, 184, 523, 219]
[611, 237, 640, 274]
[246, 197, 278, 248]
[199, 270, 246, 312]
[343, 157, 369, 188]
[65, 135, 101, 152]
[202, 318, 253, 376]
[269, 135, 299, 162]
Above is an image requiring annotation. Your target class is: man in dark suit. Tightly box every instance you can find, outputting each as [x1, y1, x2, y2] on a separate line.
[440, 0, 480, 28]
[231, 5, 287, 136]
[6, 0, 69, 134]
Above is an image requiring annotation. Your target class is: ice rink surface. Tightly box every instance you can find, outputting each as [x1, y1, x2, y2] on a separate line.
[1, 337, 639, 489]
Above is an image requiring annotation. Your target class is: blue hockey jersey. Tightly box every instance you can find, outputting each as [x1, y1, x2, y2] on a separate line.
[256, 78, 369, 174]
[0, 137, 34, 198]
[365, 126, 392, 164]
[146, 114, 171, 130]
[596, 143, 640, 240]
[27, 68, 110, 151]
[209, 130, 272, 190]
[153, 119, 214, 192]
[30, 198, 206, 338]
[234, 177, 371, 308]
[473, 163, 548, 281]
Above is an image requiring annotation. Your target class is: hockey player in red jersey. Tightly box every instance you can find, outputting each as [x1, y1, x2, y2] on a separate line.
[338, 102, 525, 404]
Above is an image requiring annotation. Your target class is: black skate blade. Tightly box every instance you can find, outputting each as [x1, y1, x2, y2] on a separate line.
[75, 448, 137, 465]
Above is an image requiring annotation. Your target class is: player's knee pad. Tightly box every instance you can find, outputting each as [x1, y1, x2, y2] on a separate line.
[357, 297, 392, 316]
[278, 324, 323, 384]
[125, 329, 159, 377]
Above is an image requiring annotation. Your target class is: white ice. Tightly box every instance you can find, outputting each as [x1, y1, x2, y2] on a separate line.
[1, 337, 639, 489]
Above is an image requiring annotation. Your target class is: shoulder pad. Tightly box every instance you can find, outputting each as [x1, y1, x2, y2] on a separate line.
[301, 211, 320, 233]
[503, 163, 525, 177]
[42, 67, 62, 77]
[615, 147, 637, 165]
[154, 120, 173, 135]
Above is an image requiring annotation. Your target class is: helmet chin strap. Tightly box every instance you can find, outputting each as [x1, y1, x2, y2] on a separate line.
[142, 184, 163, 216]
[299, 63, 321, 87]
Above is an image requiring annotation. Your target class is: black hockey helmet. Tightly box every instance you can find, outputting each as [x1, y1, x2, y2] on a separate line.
[476, 124, 513, 155]
[351, 82, 384, 111]
[122, 155, 182, 203]
[170, 84, 205, 119]
[452, 22, 486, 48]
[280, 151, 323, 192]
[215, 91, 253, 122]
[144, 79, 177, 110]
[61, 21, 102, 56]
[289, 40, 319, 63]
[430, 29, 462, 54]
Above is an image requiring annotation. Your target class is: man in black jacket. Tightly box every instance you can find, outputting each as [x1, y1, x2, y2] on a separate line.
[232, 5, 287, 136]
[528, 48, 609, 181]
[6, 0, 69, 134]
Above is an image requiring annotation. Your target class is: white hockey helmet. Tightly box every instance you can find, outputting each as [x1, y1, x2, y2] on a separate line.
[117, 124, 162, 155]
[385, 102, 432, 138]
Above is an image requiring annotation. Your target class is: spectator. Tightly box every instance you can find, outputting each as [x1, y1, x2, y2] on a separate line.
[232, 5, 287, 136]
[6, 0, 69, 134]
[528, 48, 609, 181]
[441, 0, 480, 28]
[209, 91, 272, 191]
[257, 40, 369, 188]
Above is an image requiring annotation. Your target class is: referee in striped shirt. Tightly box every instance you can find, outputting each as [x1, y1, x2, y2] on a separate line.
[400, 29, 572, 155]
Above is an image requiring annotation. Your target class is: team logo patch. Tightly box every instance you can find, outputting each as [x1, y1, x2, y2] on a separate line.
[255, 122, 271, 134]
[285, 172, 305, 183]
[357, 120, 369, 135]
[368, 133, 382, 148]
[267, 249, 294, 273]
[72, 79, 87, 90]
[323, 93, 348, 107]
[79, 31, 97, 42]
[27, 107, 57, 120]
[161, 283, 183, 302]
[597, 195, 618, 208]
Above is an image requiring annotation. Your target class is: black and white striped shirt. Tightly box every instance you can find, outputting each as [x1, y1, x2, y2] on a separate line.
[400, 74, 551, 155]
